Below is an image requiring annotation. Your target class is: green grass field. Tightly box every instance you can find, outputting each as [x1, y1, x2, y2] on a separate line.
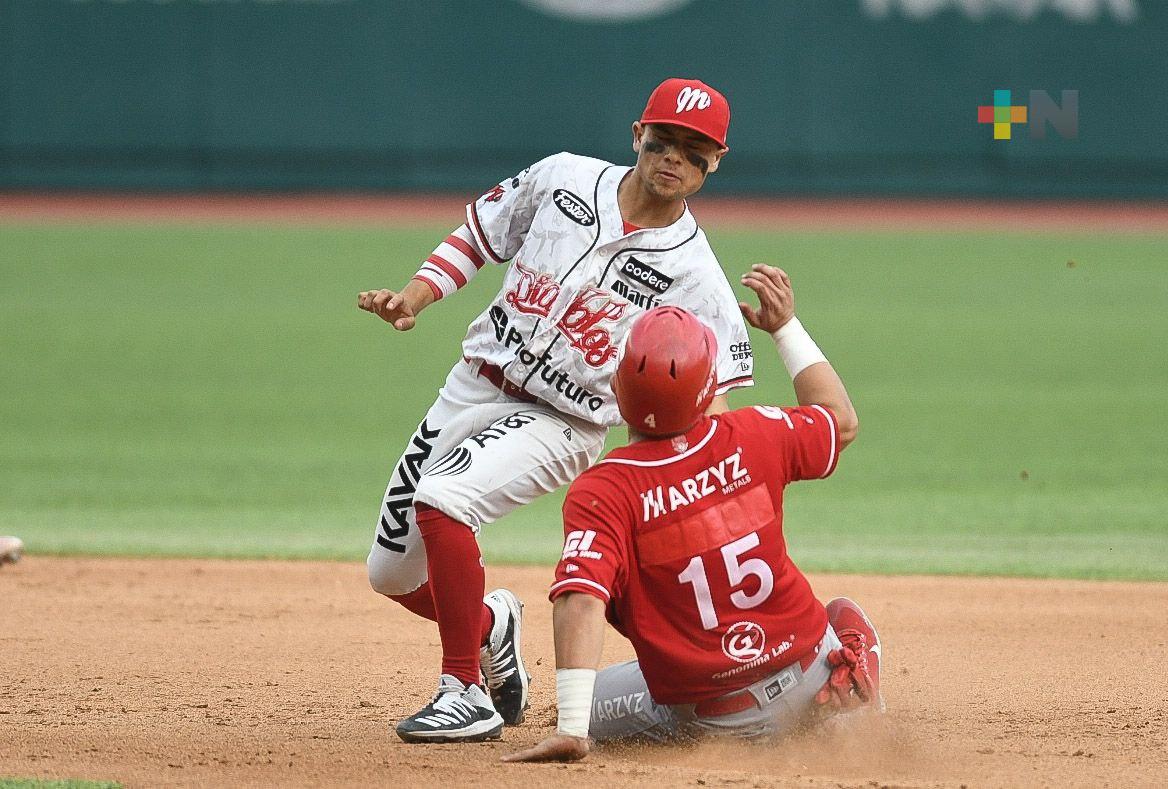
[1, 223, 1165, 579]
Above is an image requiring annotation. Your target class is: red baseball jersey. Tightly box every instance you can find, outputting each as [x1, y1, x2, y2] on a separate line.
[550, 405, 840, 704]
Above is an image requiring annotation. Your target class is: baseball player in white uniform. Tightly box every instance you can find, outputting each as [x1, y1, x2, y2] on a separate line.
[357, 78, 756, 743]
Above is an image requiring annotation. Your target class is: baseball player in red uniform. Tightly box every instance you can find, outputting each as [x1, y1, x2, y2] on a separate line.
[357, 79, 758, 743]
[504, 266, 881, 762]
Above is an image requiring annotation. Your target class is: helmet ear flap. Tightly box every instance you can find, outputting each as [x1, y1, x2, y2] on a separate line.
[700, 323, 719, 407]
[702, 324, 718, 361]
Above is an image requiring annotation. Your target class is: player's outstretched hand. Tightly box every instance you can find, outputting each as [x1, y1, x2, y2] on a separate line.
[501, 734, 591, 763]
[357, 288, 416, 331]
[738, 264, 796, 333]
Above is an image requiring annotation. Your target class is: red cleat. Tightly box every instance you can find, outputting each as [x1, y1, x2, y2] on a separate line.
[823, 597, 884, 712]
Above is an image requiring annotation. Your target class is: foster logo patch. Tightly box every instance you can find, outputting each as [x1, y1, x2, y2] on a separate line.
[620, 256, 673, 295]
[552, 189, 596, 226]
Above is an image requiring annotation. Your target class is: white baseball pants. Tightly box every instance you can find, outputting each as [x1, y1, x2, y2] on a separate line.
[367, 359, 607, 596]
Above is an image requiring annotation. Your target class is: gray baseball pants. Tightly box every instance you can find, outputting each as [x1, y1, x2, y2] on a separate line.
[589, 626, 842, 743]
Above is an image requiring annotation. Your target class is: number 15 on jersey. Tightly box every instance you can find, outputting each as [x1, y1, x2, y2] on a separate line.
[676, 532, 774, 630]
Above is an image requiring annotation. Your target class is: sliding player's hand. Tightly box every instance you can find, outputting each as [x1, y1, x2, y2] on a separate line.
[501, 733, 591, 763]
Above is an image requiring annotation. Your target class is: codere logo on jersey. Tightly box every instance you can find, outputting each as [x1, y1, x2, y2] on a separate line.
[620, 256, 674, 295]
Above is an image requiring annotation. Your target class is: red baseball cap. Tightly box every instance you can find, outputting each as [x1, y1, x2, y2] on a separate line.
[640, 77, 730, 149]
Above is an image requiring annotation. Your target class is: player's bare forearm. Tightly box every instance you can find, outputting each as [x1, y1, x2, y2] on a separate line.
[356, 279, 436, 332]
[402, 277, 437, 310]
[739, 264, 857, 448]
[792, 362, 858, 448]
[502, 594, 603, 764]
[553, 593, 606, 669]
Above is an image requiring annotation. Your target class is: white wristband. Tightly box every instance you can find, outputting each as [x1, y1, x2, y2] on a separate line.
[555, 668, 596, 738]
[771, 317, 828, 379]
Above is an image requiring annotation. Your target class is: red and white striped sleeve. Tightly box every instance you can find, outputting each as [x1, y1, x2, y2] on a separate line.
[411, 224, 488, 301]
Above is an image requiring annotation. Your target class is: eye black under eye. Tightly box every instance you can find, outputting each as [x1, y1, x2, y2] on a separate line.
[685, 150, 709, 174]
[644, 135, 710, 173]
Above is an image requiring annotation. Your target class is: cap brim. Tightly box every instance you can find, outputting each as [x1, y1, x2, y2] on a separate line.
[640, 117, 728, 149]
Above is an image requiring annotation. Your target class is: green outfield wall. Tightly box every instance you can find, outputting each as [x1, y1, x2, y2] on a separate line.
[1, 0, 1165, 197]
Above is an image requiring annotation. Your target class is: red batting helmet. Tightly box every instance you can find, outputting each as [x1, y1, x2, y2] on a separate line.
[612, 306, 718, 437]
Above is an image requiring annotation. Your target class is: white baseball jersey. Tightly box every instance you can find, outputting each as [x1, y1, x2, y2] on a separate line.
[457, 152, 754, 428]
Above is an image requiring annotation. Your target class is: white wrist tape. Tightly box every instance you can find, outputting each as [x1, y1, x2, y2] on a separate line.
[555, 668, 596, 738]
[771, 317, 827, 379]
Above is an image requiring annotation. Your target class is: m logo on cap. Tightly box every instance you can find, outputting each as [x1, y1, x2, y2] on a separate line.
[641, 77, 730, 147]
[676, 86, 712, 114]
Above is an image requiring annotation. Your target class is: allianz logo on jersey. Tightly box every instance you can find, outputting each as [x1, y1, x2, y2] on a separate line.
[640, 450, 751, 521]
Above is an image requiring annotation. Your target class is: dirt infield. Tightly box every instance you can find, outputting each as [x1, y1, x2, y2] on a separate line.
[2, 193, 1167, 232]
[2, 559, 1165, 788]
